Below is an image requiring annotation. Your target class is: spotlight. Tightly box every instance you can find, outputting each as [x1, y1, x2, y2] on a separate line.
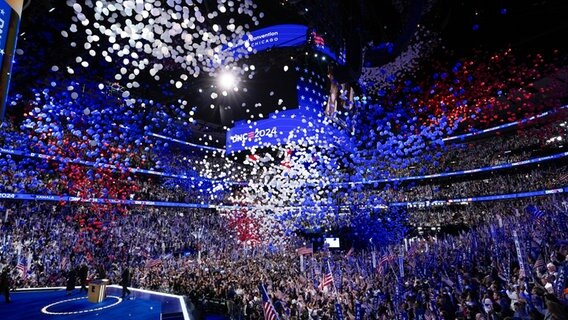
[218, 72, 236, 89]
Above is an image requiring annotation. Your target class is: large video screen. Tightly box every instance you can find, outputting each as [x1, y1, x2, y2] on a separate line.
[324, 237, 340, 248]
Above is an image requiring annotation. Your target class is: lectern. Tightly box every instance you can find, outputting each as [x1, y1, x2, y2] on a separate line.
[88, 279, 109, 303]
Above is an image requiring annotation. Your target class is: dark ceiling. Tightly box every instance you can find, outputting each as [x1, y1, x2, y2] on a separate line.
[9, 0, 568, 130]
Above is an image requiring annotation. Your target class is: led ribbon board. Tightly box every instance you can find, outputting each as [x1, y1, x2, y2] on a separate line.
[0, 0, 21, 121]
[224, 24, 339, 62]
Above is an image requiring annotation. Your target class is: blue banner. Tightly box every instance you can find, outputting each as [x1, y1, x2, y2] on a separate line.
[354, 302, 363, 320]
[555, 262, 567, 299]
[373, 293, 380, 307]
[334, 303, 344, 320]
[117, 124, 224, 152]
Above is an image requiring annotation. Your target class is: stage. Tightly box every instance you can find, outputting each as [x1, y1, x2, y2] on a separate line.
[0, 285, 191, 320]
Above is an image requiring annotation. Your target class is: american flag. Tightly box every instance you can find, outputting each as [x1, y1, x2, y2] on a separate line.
[319, 260, 334, 290]
[533, 255, 545, 270]
[247, 131, 255, 140]
[377, 254, 396, 274]
[145, 258, 162, 268]
[379, 254, 396, 268]
[526, 204, 546, 222]
[296, 246, 313, 255]
[259, 283, 280, 320]
[16, 256, 28, 279]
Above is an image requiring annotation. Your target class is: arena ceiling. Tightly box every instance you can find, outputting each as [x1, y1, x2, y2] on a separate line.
[9, 0, 568, 131]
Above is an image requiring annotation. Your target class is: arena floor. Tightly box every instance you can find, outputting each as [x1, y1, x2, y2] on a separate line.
[0, 286, 190, 320]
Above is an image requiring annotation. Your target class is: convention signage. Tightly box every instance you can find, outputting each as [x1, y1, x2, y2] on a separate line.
[226, 24, 308, 56]
[226, 116, 307, 153]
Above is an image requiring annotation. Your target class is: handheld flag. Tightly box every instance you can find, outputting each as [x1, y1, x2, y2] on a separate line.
[16, 256, 28, 279]
[319, 260, 335, 291]
[526, 204, 546, 222]
[146, 257, 162, 268]
[296, 246, 313, 255]
[259, 283, 280, 320]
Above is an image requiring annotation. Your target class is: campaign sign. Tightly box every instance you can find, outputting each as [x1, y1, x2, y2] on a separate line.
[226, 116, 308, 153]
[226, 24, 308, 57]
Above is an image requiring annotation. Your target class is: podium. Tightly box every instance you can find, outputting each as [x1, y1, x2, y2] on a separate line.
[88, 279, 109, 303]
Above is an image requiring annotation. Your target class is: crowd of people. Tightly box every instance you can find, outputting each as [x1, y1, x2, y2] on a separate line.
[363, 114, 568, 179]
[390, 165, 567, 203]
[1, 126, 567, 320]
[1, 2, 567, 318]
[1, 94, 566, 199]
[2, 134, 566, 211]
[1, 196, 568, 319]
[0, 45, 565, 320]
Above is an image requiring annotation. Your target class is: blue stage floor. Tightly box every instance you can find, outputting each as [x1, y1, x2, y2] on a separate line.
[0, 286, 190, 320]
